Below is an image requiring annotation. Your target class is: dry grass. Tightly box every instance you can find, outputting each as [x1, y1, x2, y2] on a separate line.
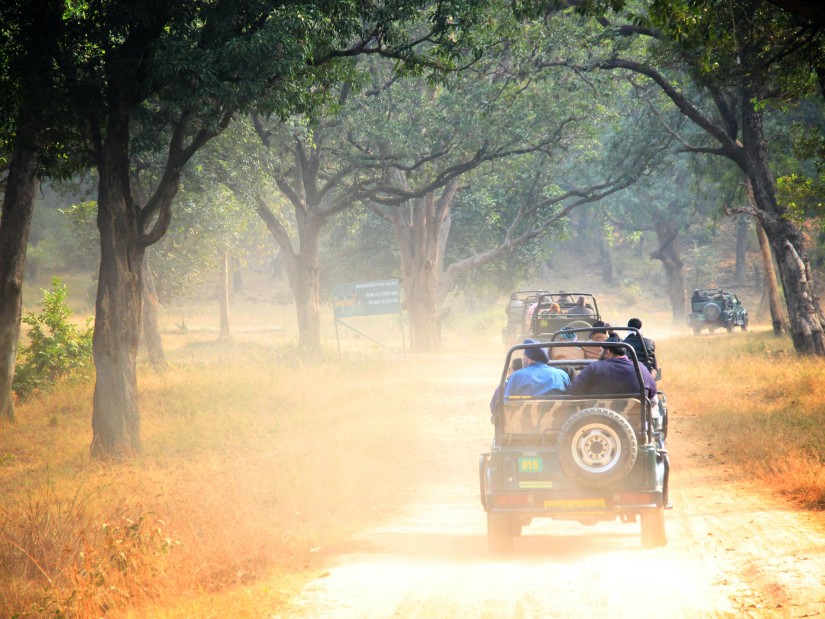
[1, 305, 824, 617]
[664, 329, 825, 509]
[0, 335, 432, 618]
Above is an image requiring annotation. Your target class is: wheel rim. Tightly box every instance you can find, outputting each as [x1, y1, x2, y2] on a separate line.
[570, 422, 622, 473]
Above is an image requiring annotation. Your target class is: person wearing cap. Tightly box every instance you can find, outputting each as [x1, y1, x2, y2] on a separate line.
[504, 339, 570, 397]
[550, 326, 586, 360]
[624, 318, 658, 378]
[566, 335, 656, 399]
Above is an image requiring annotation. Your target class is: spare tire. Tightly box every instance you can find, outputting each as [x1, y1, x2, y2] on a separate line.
[703, 302, 721, 321]
[557, 407, 638, 489]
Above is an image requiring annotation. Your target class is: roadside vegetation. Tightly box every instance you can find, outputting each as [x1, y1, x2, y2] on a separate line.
[0, 296, 823, 616]
[667, 332, 825, 510]
[1, 335, 436, 617]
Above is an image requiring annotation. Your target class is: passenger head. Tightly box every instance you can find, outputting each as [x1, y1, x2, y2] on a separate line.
[560, 326, 577, 341]
[591, 320, 608, 336]
[510, 357, 523, 373]
[576, 296, 586, 306]
[628, 317, 642, 330]
[522, 339, 550, 364]
[549, 302, 561, 313]
[600, 334, 626, 359]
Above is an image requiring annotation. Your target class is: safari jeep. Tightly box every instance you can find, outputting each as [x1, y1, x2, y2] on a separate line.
[529, 292, 601, 339]
[502, 290, 550, 347]
[687, 288, 749, 335]
[480, 335, 670, 551]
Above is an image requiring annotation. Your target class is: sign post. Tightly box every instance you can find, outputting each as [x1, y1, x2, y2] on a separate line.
[332, 279, 405, 358]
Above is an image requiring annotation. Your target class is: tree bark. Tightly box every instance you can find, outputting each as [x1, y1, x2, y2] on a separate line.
[141, 248, 167, 369]
[387, 176, 457, 353]
[0, 131, 39, 422]
[747, 180, 787, 335]
[650, 216, 687, 323]
[91, 133, 145, 458]
[734, 215, 749, 284]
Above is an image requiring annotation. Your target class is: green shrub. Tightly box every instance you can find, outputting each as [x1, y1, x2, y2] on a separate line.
[13, 278, 94, 399]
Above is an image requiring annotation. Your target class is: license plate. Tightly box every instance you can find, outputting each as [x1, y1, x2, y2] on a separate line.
[544, 498, 606, 510]
[519, 481, 553, 489]
[518, 457, 542, 473]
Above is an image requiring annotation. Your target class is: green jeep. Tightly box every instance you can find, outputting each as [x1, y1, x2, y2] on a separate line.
[529, 292, 601, 339]
[687, 288, 749, 335]
[480, 334, 670, 551]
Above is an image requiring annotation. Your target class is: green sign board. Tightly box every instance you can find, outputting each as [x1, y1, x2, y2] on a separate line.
[332, 280, 402, 318]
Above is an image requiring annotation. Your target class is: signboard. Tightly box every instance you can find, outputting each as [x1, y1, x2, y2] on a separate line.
[332, 279, 401, 318]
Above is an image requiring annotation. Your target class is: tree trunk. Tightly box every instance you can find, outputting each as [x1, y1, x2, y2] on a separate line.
[752, 206, 786, 336]
[598, 233, 614, 284]
[0, 131, 39, 422]
[0, 0, 58, 421]
[387, 179, 457, 353]
[403, 248, 442, 353]
[741, 83, 825, 354]
[734, 215, 749, 284]
[219, 249, 231, 340]
[281, 221, 322, 351]
[231, 256, 243, 297]
[91, 133, 145, 459]
[141, 248, 167, 369]
[651, 216, 687, 323]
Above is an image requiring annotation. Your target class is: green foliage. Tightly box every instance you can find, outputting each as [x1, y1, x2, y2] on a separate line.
[13, 278, 94, 399]
[778, 173, 823, 224]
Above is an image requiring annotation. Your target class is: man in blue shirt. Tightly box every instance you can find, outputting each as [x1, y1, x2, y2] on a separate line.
[504, 339, 570, 397]
[566, 335, 656, 399]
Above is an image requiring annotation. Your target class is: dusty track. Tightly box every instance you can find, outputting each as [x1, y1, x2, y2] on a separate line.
[273, 352, 825, 619]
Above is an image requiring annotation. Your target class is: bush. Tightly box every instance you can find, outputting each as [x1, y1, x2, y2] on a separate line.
[13, 277, 94, 399]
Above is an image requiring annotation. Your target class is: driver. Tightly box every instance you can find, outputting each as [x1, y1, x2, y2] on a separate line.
[565, 335, 656, 400]
[504, 339, 570, 397]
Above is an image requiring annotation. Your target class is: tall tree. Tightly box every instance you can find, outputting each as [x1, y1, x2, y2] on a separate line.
[241, 112, 376, 351]
[353, 64, 634, 350]
[582, 0, 825, 353]
[0, 0, 66, 421]
[54, 0, 486, 458]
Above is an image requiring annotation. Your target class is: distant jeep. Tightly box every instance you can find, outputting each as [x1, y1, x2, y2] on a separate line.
[529, 292, 601, 339]
[687, 288, 749, 335]
[502, 290, 550, 347]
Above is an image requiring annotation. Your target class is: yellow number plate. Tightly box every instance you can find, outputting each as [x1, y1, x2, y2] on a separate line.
[544, 498, 606, 510]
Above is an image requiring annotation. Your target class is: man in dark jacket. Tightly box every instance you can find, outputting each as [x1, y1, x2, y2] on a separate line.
[624, 318, 658, 379]
[566, 335, 657, 400]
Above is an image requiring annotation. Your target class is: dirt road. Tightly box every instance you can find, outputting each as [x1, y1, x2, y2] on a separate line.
[273, 352, 825, 619]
